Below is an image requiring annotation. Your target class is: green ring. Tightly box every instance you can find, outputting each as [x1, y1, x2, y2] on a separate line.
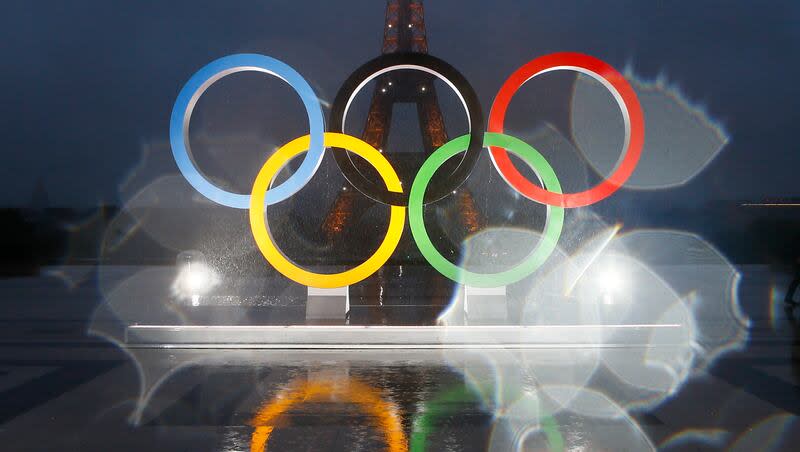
[408, 132, 564, 287]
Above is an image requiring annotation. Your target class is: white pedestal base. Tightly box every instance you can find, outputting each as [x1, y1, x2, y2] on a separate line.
[306, 286, 350, 321]
[464, 285, 508, 324]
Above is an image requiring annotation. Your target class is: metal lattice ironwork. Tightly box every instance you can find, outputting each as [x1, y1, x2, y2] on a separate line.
[322, 0, 483, 244]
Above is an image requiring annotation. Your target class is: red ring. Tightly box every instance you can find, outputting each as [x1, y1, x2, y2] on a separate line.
[488, 52, 644, 208]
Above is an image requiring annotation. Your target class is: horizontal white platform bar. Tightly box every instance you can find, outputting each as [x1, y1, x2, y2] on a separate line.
[125, 324, 683, 349]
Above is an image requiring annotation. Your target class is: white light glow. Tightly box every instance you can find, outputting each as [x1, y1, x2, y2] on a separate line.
[171, 261, 219, 302]
[597, 265, 627, 295]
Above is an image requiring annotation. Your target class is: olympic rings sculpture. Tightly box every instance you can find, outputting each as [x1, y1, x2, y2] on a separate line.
[170, 52, 643, 288]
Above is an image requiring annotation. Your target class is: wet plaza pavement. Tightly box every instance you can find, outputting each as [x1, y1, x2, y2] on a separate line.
[0, 265, 799, 451]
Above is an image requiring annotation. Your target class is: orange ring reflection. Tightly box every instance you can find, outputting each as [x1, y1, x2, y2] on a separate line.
[250, 377, 407, 452]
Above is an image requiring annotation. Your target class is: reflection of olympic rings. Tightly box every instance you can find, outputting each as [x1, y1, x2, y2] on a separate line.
[170, 52, 643, 288]
[410, 384, 481, 452]
[410, 383, 564, 452]
[249, 132, 405, 288]
[170, 54, 325, 209]
[488, 52, 644, 208]
[409, 133, 564, 287]
[249, 378, 407, 452]
[329, 53, 484, 206]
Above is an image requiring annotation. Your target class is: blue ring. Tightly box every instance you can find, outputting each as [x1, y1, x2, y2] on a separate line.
[169, 54, 325, 209]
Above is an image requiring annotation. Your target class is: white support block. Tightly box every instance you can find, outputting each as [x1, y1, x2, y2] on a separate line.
[306, 286, 350, 321]
[464, 285, 508, 324]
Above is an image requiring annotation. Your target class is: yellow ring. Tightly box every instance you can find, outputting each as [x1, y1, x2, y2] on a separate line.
[249, 132, 405, 288]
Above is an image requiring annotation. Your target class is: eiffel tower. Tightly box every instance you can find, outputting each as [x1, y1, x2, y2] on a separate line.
[321, 0, 484, 324]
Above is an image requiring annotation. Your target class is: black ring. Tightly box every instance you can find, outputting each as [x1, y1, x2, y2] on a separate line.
[329, 53, 484, 206]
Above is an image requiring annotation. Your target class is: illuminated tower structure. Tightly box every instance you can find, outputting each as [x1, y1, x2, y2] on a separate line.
[316, 2, 483, 434]
[361, 0, 448, 162]
[321, 0, 484, 324]
[323, 0, 483, 242]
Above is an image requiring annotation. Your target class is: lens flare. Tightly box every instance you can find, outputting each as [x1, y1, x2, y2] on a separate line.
[571, 67, 729, 189]
[615, 230, 749, 369]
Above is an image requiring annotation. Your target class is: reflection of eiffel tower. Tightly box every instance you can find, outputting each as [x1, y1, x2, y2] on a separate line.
[321, 0, 484, 324]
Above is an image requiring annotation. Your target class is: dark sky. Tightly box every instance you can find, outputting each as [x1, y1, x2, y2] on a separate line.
[1, 0, 799, 208]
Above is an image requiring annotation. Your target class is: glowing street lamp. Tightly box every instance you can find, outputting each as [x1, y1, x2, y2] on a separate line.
[172, 250, 218, 306]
